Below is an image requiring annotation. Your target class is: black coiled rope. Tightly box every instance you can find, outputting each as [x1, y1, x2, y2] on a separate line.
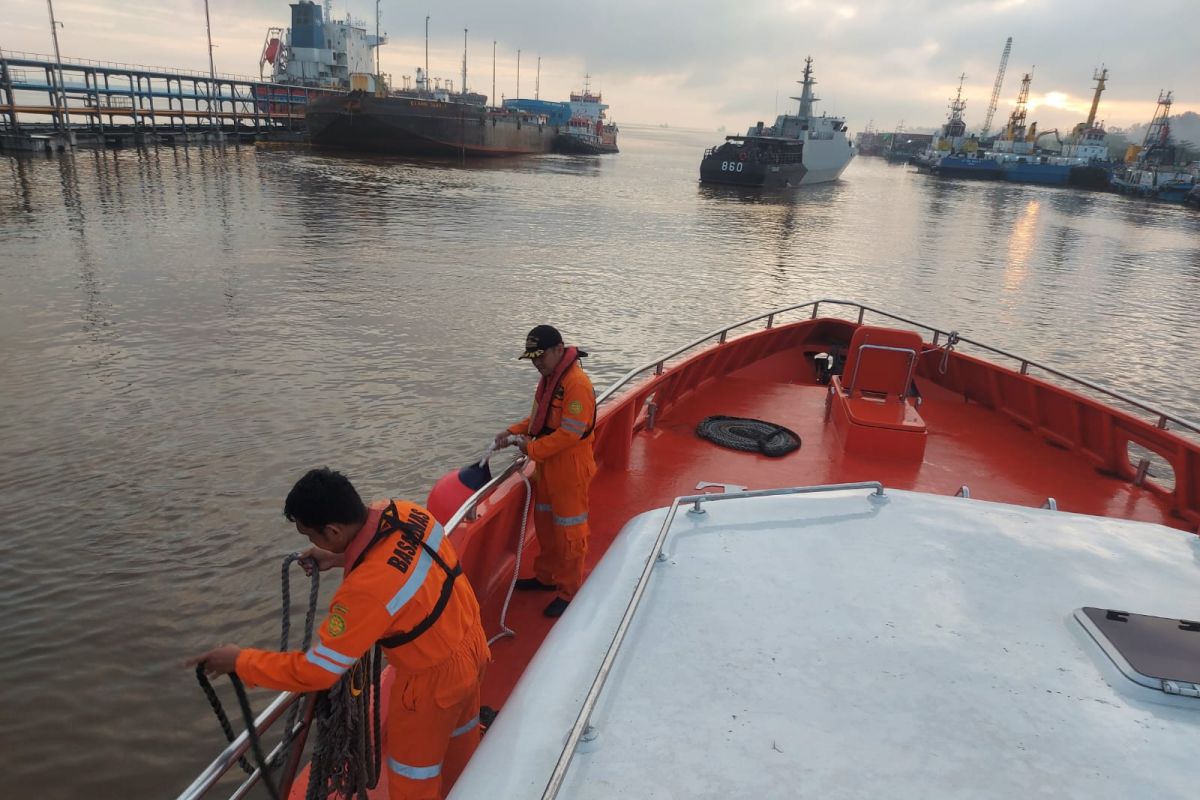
[196, 553, 382, 799]
[696, 415, 802, 457]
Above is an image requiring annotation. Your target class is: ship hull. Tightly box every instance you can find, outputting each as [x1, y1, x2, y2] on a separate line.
[556, 134, 619, 155]
[699, 154, 808, 188]
[307, 92, 558, 156]
[699, 138, 851, 188]
[932, 156, 1005, 180]
[1002, 161, 1072, 185]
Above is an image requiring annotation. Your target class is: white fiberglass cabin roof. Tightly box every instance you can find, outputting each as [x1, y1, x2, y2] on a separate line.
[451, 486, 1200, 799]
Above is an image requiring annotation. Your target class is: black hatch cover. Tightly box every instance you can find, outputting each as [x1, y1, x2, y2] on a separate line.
[1082, 607, 1200, 688]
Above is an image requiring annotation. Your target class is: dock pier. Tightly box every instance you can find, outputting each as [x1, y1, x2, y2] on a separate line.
[1, 50, 335, 153]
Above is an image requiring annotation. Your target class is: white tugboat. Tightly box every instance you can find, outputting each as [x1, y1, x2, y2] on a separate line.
[700, 57, 855, 187]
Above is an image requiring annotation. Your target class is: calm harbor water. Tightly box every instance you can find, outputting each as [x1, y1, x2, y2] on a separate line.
[2, 126, 1199, 798]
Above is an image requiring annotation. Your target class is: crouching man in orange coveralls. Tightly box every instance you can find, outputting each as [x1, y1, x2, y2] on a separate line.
[187, 468, 490, 800]
[494, 324, 597, 619]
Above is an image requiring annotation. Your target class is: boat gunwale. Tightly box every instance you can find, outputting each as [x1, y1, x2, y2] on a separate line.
[444, 297, 1200, 537]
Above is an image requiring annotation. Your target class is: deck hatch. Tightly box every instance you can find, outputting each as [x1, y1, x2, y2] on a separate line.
[1077, 607, 1200, 694]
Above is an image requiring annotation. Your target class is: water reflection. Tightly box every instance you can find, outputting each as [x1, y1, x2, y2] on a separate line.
[1004, 200, 1040, 292]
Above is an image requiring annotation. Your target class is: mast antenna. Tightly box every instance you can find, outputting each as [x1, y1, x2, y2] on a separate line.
[1085, 66, 1107, 128]
[980, 36, 1012, 138]
[45, 0, 71, 130]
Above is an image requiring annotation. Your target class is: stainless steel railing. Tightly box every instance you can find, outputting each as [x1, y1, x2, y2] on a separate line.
[540, 482, 886, 799]
[448, 296, 1200, 546]
[176, 690, 306, 800]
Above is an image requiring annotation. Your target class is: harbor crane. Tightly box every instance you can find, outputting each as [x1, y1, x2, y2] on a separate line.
[980, 36, 1012, 139]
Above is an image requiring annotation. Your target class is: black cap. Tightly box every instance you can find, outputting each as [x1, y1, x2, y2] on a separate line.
[519, 325, 563, 359]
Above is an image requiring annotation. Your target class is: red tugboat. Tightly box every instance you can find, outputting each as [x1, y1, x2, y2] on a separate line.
[181, 299, 1200, 800]
[557, 79, 619, 155]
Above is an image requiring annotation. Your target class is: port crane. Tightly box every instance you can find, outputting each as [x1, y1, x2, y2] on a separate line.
[980, 37, 1012, 139]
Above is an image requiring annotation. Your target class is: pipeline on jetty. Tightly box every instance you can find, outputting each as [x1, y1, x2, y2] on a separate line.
[0, 50, 338, 152]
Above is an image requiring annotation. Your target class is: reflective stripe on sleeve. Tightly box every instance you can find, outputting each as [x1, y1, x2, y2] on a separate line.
[451, 716, 480, 737]
[313, 643, 356, 668]
[559, 417, 587, 434]
[387, 757, 442, 780]
[305, 649, 349, 676]
[535, 503, 553, 512]
[385, 523, 446, 615]
[553, 511, 588, 527]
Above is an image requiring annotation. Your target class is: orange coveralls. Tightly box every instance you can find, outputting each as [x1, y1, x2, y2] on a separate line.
[508, 360, 597, 600]
[237, 500, 490, 800]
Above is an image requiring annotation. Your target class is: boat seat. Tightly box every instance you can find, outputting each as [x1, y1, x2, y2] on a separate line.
[828, 326, 927, 460]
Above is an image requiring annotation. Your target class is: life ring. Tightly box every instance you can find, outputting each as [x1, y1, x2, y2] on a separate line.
[738, 151, 748, 162]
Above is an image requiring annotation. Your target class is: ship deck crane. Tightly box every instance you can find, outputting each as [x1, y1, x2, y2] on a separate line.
[980, 37, 1012, 139]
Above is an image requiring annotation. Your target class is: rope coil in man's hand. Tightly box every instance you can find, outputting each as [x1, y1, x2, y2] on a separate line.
[196, 554, 383, 800]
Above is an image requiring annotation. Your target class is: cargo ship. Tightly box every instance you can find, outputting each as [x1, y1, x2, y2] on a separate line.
[699, 57, 855, 187]
[307, 90, 559, 155]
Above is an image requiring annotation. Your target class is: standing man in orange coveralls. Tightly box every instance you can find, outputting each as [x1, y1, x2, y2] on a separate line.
[187, 468, 490, 800]
[494, 325, 597, 618]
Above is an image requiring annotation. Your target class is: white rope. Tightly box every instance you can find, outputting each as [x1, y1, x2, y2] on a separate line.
[939, 330, 960, 375]
[488, 464, 532, 646]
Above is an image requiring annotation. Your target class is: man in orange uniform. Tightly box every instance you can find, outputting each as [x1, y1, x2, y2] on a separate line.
[187, 468, 490, 800]
[494, 325, 597, 618]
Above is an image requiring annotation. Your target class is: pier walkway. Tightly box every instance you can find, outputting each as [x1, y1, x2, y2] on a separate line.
[1, 50, 339, 152]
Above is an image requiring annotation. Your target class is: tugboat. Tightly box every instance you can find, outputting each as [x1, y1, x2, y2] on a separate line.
[912, 75, 1004, 180]
[699, 57, 854, 187]
[557, 79, 619, 154]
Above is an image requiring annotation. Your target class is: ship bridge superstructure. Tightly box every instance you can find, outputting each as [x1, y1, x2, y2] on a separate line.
[748, 57, 849, 144]
[261, 1, 386, 89]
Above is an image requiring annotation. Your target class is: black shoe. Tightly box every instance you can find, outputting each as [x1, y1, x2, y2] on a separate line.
[543, 597, 570, 618]
[515, 577, 556, 592]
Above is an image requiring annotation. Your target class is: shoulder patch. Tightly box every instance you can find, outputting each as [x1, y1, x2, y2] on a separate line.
[329, 603, 349, 637]
[568, 399, 584, 415]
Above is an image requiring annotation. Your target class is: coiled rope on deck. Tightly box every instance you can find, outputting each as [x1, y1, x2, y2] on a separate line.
[695, 416, 802, 458]
[196, 553, 382, 800]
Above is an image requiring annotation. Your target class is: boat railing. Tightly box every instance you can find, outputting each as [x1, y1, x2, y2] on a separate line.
[444, 297, 1200, 536]
[174, 689, 309, 800]
[540, 481, 887, 798]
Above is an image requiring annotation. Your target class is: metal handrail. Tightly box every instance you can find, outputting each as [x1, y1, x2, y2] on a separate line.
[540, 481, 886, 799]
[603, 299, 1199, 434]
[175, 690, 302, 800]
[447, 298, 1200, 539]
[0, 49, 263, 84]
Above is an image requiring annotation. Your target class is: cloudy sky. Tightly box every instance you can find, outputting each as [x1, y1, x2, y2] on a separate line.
[6, 0, 1198, 133]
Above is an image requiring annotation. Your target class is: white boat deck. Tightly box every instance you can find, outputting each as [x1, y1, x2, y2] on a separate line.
[451, 487, 1200, 799]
